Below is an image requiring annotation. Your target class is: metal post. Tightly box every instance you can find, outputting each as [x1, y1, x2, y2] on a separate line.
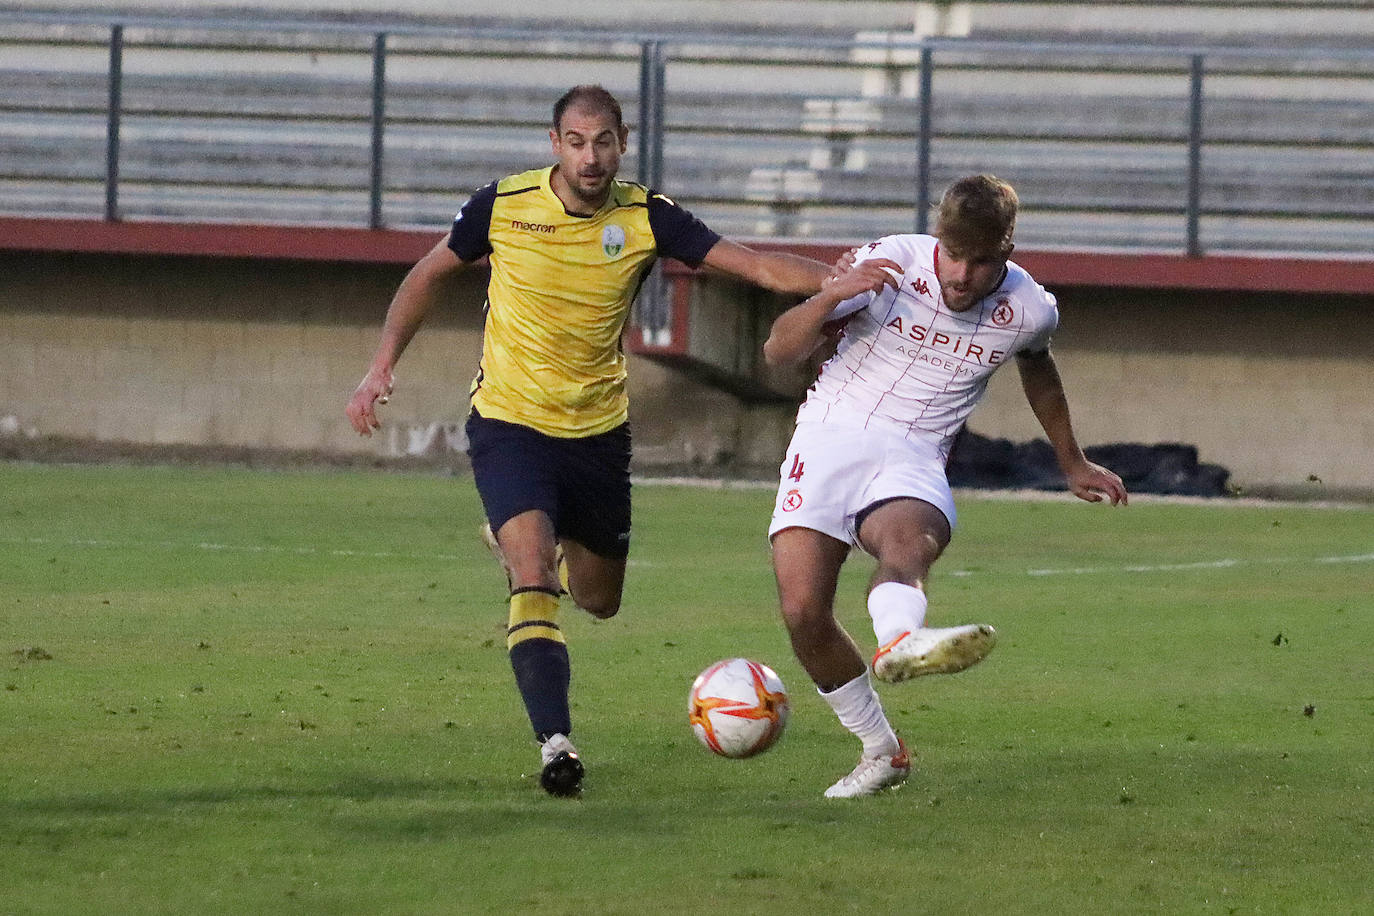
[637, 41, 655, 186]
[1186, 53, 1205, 257]
[105, 24, 123, 221]
[634, 40, 672, 345]
[915, 44, 933, 234]
[650, 43, 665, 192]
[369, 32, 387, 230]
[637, 41, 665, 190]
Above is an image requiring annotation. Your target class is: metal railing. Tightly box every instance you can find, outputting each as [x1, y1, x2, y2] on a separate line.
[3, 10, 1372, 256]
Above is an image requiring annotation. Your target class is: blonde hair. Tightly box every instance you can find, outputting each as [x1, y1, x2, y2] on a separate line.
[935, 174, 1018, 258]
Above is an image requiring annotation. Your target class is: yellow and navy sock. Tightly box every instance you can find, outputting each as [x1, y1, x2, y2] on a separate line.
[506, 586, 571, 741]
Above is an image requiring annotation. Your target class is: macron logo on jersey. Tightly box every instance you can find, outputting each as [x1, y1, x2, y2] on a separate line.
[511, 219, 556, 234]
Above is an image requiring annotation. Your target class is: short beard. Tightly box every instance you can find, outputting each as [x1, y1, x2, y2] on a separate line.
[572, 173, 610, 206]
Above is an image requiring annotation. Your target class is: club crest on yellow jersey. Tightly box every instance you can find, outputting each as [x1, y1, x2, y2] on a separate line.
[602, 225, 626, 258]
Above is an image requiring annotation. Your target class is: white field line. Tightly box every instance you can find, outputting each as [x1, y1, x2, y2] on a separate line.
[1013, 552, 1374, 578]
[4, 535, 1372, 579]
[2, 535, 465, 563]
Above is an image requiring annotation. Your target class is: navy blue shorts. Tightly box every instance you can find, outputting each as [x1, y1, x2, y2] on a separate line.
[465, 410, 632, 560]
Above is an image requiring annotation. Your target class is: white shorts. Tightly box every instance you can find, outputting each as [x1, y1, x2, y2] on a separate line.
[768, 422, 956, 548]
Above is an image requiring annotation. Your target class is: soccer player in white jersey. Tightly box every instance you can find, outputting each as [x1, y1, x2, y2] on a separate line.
[763, 175, 1128, 797]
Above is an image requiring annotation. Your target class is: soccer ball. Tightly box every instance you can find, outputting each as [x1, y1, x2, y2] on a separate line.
[688, 658, 790, 758]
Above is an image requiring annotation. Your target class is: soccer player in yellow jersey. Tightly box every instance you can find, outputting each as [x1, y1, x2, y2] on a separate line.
[346, 85, 831, 796]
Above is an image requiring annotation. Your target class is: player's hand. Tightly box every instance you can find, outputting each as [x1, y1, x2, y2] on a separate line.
[826, 257, 903, 300]
[346, 366, 394, 437]
[822, 247, 861, 287]
[1066, 460, 1128, 506]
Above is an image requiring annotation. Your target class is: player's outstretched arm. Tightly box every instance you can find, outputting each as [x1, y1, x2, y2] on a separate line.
[762, 259, 902, 368]
[698, 238, 833, 295]
[346, 237, 468, 436]
[1016, 349, 1128, 506]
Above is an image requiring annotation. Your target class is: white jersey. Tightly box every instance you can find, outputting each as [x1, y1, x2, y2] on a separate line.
[794, 233, 1058, 460]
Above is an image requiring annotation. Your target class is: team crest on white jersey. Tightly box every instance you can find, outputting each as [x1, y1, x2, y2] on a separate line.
[991, 298, 1015, 326]
[602, 225, 626, 258]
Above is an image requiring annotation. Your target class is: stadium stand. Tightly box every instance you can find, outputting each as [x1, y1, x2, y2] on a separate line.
[1, 2, 1371, 253]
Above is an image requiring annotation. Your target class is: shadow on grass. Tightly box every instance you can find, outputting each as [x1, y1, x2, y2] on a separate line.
[0, 767, 756, 840]
[1, 763, 856, 850]
[8, 739, 1361, 849]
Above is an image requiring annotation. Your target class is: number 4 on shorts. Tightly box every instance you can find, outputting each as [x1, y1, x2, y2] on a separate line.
[787, 453, 804, 482]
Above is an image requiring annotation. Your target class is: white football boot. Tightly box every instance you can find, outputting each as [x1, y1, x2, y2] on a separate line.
[824, 740, 911, 798]
[871, 624, 997, 683]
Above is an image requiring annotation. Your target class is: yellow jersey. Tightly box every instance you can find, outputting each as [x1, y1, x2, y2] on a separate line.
[448, 166, 720, 437]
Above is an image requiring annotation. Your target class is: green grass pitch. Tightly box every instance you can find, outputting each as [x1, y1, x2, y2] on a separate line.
[2, 462, 1371, 914]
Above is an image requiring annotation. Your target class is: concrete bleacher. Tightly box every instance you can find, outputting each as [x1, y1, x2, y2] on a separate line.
[16, 1, 1372, 40]
[1, 3, 1371, 254]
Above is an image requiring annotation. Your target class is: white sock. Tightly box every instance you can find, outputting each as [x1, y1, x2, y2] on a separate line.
[819, 672, 901, 758]
[868, 581, 928, 645]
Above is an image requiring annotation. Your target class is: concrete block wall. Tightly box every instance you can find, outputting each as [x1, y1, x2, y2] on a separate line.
[0, 249, 768, 472]
[3, 248, 1372, 495]
[1, 251, 428, 455]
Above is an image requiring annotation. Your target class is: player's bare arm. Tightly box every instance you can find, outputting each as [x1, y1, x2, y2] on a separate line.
[1016, 349, 1128, 506]
[346, 237, 469, 436]
[762, 258, 903, 368]
[698, 238, 833, 295]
